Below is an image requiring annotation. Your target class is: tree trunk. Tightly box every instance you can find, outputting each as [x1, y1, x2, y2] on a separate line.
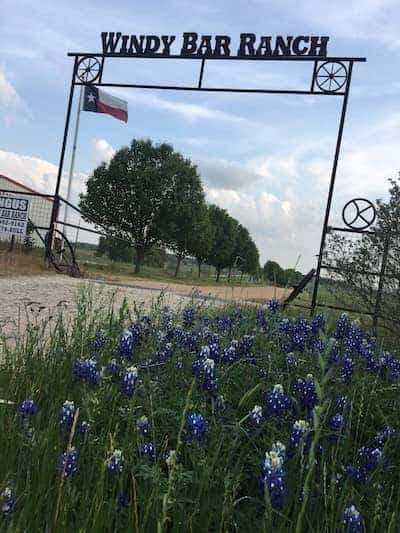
[135, 247, 145, 274]
[197, 259, 202, 278]
[216, 266, 221, 282]
[174, 254, 183, 277]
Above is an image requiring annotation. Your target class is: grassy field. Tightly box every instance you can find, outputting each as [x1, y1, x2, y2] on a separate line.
[1, 290, 399, 532]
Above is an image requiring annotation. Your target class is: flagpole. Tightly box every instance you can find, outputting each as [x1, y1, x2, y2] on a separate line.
[63, 85, 84, 238]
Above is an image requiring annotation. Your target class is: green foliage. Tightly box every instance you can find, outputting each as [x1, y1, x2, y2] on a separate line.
[186, 204, 215, 277]
[80, 139, 194, 273]
[207, 205, 238, 281]
[1, 292, 400, 531]
[263, 260, 303, 287]
[96, 236, 134, 263]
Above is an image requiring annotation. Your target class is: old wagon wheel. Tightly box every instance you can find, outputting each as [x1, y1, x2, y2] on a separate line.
[45, 229, 81, 277]
[315, 61, 347, 93]
[76, 56, 101, 83]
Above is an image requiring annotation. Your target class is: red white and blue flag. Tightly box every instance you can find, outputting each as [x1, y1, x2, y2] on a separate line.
[83, 86, 128, 123]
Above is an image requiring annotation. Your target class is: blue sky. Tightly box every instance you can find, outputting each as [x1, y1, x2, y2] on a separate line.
[1, 0, 399, 270]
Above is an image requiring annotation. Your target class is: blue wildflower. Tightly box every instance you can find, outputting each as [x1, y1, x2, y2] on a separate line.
[73, 357, 101, 385]
[289, 420, 310, 451]
[340, 358, 355, 383]
[292, 374, 318, 414]
[118, 495, 130, 509]
[335, 313, 350, 339]
[93, 329, 108, 351]
[108, 358, 119, 376]
[183, 307, 195, 327]
[312, 313, 325, 334]
[343, 505, 364, 532]
[329, 414, 343, 440]
[118, 329, 135, 359]
[107, 449, 124, 474]
[60, 400, 75, 430]
[1, 487, 14, 514]
[256, 308, 269, 332]
[186, 413, 207, 442]
[18, 399, 37, 417]
[121, 366, 139, 398]
[140, 442, 156, 460]
[221, 340, 239, 365]
[259, 443, 286, 509]
[248, 405, 264, 430]
[259, 368, 268, 378]
[58, 447, 78, 478]
[266, 384, 291, 416]
[78, 421, 90, 436]
[267, 298, 280, 314]
[335, 396, 349, 414]
[286, 352, 297, 368]
[136, 415, 150, 436]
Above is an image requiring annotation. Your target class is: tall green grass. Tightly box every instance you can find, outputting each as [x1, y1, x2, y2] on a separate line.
[0, 290, 399, 532]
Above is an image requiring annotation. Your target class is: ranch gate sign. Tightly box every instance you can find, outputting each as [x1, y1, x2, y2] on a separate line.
[8, 32, 370, 314]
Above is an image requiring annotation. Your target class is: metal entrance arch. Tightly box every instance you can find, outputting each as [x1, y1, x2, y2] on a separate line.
[52, 42, 366, 313]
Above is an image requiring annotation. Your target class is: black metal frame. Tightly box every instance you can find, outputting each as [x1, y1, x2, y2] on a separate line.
[49, 48, 366, 307]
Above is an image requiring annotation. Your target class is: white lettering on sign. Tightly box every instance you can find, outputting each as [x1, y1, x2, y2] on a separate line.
[0, 193, 31, 237]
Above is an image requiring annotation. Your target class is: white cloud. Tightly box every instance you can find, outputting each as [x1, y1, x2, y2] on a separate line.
[91, 139, 116, 166]
[0, 66, 30, 123]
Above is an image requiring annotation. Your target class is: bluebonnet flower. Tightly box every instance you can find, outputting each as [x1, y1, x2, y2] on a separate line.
[267, 298, 280, 314]
[336, 396, 349, 414]
[343, 322, 363, 357]
[292, 374, 318, 413]
[379, 352, 400, 381]
[118, 326, 140, 359]
[221, 340, 239, 365]
[259, 444, 286, 508]
[259, 368, 268, 378]
[78, 421, 90, 436]
[118, 495, 130, 509]
[312, 313, 325, 334]
[153, 342, 173, 364]
[60, 400, 75, 430]
[373, 426, 396, 447]
[335, 313, 351, 339]
[1, 487, 14, 514]
[136, 415, 150, 436]
[239, 335, 254, 356]
[340, 358, 355, 383]
[289, 420, 310, 451]
[266, 384, 291, 416]
[279, 318, 291, 335]
[183, 307, 195, 327]
[271, 441, 286, 460]
[186, 413, 207, 442]
[286, 352, 297, 368]
[93, 329, 108, 351]
[140, 442, 156, 460]
[58, 447, 78, 478]
[291, 318, 312, 352]
[329, 414, 343, 440]
[343, 505, 364, 532]
[108, 358, 119, 376]
[346, 444, 383, 482]
[328, 338, 340, 365]
[73, 357, 101, 385]
[18, 399, 37, 417]
[107, 449, 124, 473]
[121, 366, 139, 398]
[248, 405, 264, 430]
[194, 357, 217, 396]
[256, 308, 269, 332]
[364, 447, 382, 471]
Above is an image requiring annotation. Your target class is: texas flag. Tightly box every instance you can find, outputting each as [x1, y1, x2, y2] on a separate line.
[83, 86, 128, 123]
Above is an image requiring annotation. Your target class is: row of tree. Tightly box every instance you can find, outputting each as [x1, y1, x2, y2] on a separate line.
[262, 260, 303, 287]
[80, 139, 259, 279]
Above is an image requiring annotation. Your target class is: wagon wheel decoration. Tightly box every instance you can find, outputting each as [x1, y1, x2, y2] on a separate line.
[76, 56, 101, 83]
[315, 61, 348, 93]
[342, 198, 376, 231]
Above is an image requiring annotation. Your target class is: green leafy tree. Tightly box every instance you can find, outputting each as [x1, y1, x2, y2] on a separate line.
[158, 159, 206, 277]
[263, 260, 285, 285]
[80, 139, 193, 273]
[96, 236, 134, 263]
[186, 204, 215, 277]
[207, 205, 238, 282]
[230, 225, 260, 280]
